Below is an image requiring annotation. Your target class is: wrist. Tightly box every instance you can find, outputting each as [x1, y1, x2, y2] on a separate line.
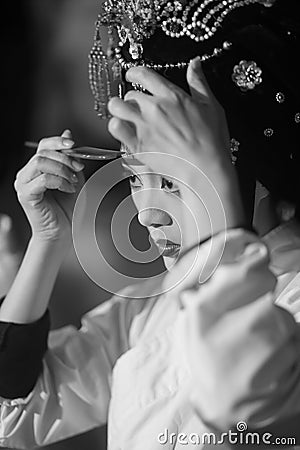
[29, 235, 70, 260]
[218, 173, 246, 228]
[195, 156, 246, 228]
[180, 163, 245, 245]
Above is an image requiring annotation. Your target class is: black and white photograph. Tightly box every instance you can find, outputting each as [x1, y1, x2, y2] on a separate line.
[1, 1, 300, 449]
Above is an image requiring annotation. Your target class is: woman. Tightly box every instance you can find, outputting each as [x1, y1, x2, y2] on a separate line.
[0, 65, 299, 450]
[104, 0, 300, 438]
[1, 1, 300, 450]
[108, 63, 300, 441]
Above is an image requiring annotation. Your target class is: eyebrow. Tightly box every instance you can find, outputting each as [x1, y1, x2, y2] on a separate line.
[121, 164, 136, 173]
[121, 155, 147, 166]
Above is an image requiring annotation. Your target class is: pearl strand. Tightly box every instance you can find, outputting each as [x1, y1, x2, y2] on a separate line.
[161, 0, 261, 42]
[114, 39, 232, 70]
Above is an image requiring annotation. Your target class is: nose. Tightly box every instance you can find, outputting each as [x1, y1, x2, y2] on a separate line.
[138, 208, 172, 228]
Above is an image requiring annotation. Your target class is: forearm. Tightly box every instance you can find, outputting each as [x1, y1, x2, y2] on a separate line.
[0, 237, 68, 323]
[180, 164, 245, 246]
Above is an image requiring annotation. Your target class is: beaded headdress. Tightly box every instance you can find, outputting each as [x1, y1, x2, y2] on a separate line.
[89, 0, 300, 219]
[89, 0, 276, 118]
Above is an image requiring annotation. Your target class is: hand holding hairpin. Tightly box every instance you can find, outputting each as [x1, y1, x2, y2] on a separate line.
[17, 130, 128, 245]
[25, 141, 125, 160]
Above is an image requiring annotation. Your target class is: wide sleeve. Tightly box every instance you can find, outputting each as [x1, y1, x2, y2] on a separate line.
[0, 286, 144, 449]
[164, 229, 300, 439]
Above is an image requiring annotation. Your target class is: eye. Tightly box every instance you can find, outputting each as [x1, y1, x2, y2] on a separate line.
[128, 173, 142, 189]
[161, 177, 180, 194]
[122, 166, 143, 189]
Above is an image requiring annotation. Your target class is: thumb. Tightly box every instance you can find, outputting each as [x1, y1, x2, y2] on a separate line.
[61, 129, 73, 139]
[187, 57, 214, 104]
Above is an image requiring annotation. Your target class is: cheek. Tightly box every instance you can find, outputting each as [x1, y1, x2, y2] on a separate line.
[130, 189, 140, 211]
[167, 199, 184, 229]
[167, 198, 196, 248]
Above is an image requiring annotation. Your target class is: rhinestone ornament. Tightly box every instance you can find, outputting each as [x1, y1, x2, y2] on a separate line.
[89, 0, 277, 118]
[276, 92, 285, 103]
[101, 0, 277, 61]
[257, 0, 276, 6]
[230, 138, 240, 165]
[115, 38, 229, 72]
[232, 60, 263, 92]
[264, 128, 274, 137]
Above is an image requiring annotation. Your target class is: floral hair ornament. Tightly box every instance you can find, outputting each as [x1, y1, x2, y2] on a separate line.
[232, 60, 263, 92]
[88, 0, 300, 223]
[88, 0, 277, 118]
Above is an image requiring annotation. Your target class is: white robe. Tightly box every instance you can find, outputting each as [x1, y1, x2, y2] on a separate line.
[1, 221, 300, 449]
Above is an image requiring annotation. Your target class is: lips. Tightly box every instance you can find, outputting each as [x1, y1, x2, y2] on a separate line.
[154, 239, 181, 257]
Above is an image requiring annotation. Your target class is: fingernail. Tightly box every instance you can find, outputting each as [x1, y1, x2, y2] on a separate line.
[71, 160, 85, 171]
[125, 69, 132, 81]
[62, 138, 74, 147]
[125, 67, 137, 81]
[70, 173, 78, 183]
[62, 129, 72, 137]
[191, 56, 202, 68]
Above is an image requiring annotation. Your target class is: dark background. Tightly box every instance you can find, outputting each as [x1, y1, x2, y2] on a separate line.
[0, 1, 163, 449]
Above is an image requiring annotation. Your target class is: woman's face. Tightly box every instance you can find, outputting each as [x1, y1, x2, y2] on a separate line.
[122, 158, 185, 270]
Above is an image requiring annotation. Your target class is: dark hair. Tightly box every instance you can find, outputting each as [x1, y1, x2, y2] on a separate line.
[120, 0, 300, 220]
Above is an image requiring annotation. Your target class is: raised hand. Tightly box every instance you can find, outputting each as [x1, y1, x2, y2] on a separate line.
[108, 57, 232, 182]
[14, 130, 85, 244]
[108, 58, 245, 240]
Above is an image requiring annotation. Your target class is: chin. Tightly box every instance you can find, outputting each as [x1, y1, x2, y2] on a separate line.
[163, 255, 179, 271]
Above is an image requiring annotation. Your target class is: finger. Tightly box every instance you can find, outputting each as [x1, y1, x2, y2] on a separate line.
[61, 129, 72, 139]
[37, 135, 75, 153]
[37, 149, 85, 172]
[16, 154, 80, 186]
[21, 173, 77, 198]
[108, 96, 141, 123]
[187, 57, 215, 104]
[108, 117, 138, 150]
[43, 130, 84, 171]
[123, 90, 155, 114]
[60, 129, 87, 168]
[126, 66, 183, 98]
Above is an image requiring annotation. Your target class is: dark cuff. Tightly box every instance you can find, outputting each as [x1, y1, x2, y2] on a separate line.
[0, 301, 50, 399]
